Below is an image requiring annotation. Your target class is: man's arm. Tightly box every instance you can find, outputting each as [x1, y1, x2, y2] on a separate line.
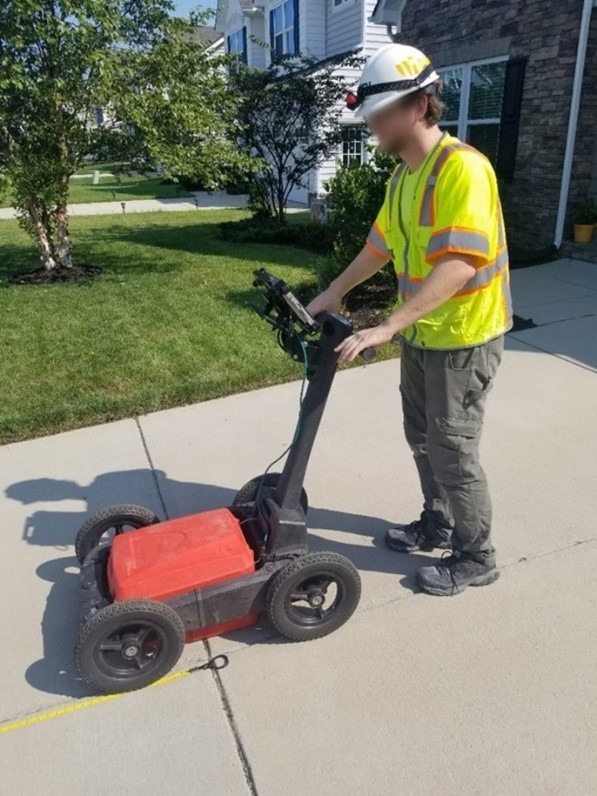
[335, 254, 477, 364]
[382, 254, 477, 334]
[306, 245, 389, 317]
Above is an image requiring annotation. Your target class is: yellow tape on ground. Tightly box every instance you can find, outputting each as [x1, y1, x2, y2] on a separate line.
[0, 669, 190, 736]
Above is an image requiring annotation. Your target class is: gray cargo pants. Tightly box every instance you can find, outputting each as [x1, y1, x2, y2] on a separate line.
[399, 336, 504, 566]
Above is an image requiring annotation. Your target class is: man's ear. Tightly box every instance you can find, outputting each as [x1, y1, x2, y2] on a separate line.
[416, 91, 430, 121]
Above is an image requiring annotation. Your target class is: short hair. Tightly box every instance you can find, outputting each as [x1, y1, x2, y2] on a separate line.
[403, 80, 445, 126]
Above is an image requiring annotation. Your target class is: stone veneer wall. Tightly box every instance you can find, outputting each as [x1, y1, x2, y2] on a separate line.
[392, 0, 592, 250]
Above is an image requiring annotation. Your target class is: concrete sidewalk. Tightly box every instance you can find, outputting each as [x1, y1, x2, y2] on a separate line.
[0, 192, 248, 220]
[1, 258, 596, 794]
[0, 192, 307, 220]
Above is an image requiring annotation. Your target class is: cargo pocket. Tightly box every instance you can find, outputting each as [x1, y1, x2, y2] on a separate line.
[435, 416, 482, 440]
[430, 416, 483, 485]
[446, 346, 494, 407]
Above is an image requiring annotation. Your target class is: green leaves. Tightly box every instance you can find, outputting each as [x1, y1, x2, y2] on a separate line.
[231, 53, 364, 222]
[0, 1, 248, 267]
[323, 152, 396, 287]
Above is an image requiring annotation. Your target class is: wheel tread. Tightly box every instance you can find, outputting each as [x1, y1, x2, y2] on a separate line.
[266, 552, 361, 642]
[75, 504, 159, 563]
[75, 599, 185, 693]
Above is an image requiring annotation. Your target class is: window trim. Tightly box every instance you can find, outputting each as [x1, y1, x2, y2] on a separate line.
[227, 26, 247, 66]
[438, 55, 508, 141]
[270, 0, 298, 60]
[340, 124, 369, 167]
[332, 0, 357, 11]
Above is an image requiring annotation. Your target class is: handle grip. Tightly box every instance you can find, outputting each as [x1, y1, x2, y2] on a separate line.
[360, 347, 376, 363]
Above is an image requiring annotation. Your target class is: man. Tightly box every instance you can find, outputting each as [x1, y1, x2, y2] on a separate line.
[307, 43, 512, 597]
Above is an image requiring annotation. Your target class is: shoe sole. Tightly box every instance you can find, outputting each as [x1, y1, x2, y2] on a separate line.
[417, 568, 500, 596]
[385, 538, 452, 554]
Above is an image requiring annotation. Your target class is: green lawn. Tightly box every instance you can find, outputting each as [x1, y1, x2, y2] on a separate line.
[0, 211, 341, 443]
[67, 174, 191, 204]
[0, 172, 190, 208]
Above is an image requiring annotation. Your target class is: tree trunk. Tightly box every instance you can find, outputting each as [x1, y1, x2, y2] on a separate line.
[54, 128, 73, 268]
[54, 204, 73, 269]
[276, 176, 286, 224]
[28, 206, 58, 271]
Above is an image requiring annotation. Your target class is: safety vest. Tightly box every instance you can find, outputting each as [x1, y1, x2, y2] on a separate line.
[367, 133, 513, 349]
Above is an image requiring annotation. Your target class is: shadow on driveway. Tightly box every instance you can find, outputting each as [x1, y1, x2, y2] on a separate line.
[7, 469, 428, 698]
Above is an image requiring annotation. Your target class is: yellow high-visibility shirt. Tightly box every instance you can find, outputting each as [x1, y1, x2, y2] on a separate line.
[366, 133, 513, 349]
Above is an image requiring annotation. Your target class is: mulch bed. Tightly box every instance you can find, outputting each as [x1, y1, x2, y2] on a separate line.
[8, 264, 102, 285]
[297, 281, 397, 330]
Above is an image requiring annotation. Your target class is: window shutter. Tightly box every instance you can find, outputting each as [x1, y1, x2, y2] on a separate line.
[293, 0, 300, 53]
[269, 9, 275, 58]
[242, 26, 248, 64]
[226, 34, 231, 53]
[496, 56, 527, 182]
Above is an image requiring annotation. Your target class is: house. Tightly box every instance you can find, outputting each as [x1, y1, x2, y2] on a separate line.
[188, 24, 225, 56]
[215, 0, 391, 204]
[216, 0, 596, 251]
[386, 0, 597, 253]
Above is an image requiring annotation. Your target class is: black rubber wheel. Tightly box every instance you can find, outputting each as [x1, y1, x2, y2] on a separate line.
[232, 472, 308, 513]
[75, 504, 159, 564]
[266, 552, 361, 642]
[75, 600, 185, 693]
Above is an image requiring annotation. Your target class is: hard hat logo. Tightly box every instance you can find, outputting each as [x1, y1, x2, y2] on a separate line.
[395, 55, 431, 78]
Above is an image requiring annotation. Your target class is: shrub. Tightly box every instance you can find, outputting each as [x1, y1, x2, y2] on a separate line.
[218, 218, 335, 255]
[322, 148, 396, 289]
[574, 200, 597, 225]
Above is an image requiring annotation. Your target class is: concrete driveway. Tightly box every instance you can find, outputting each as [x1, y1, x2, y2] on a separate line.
[1, 258, 596, 794]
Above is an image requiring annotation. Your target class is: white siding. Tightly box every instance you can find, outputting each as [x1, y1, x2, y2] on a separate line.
[362, 0, 391, 56]
[220, 0, 245, 41]
[316, 153, 341, 195]
[288, 181, 310, 205]
[314, 3, 391, 195]
[326, 0, 364, 57]
[247, 12, 267, 69]
[301, 0, 326, 60]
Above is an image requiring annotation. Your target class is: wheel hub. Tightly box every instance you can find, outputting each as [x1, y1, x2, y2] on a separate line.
[307, 590, 325, 608]
[122, 644, 140, 659]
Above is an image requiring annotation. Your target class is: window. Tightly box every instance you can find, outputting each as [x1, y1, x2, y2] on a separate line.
[341, 126, 368, 166]
[227, 27, 247, 68]
[271, 1, 297, 59]
[333, 0, 356, 9]
[438, 57, 507, 165]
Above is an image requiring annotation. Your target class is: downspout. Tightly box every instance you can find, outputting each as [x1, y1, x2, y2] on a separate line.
[553, 0, 593, 248]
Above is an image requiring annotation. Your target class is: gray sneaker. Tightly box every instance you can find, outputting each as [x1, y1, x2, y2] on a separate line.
[385, 519, 452, 553]
[416, 552, 499, 596]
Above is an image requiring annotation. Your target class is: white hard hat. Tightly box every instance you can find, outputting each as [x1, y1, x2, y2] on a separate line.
[346, 44, 440, 119]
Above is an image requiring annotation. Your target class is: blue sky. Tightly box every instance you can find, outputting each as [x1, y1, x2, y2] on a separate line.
[173, 1, 217, 17]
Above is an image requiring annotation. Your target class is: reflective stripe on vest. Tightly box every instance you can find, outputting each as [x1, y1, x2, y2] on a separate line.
[366, 162, 406, 259]
[397, 248, 509, 298]
[367, 222, 391, 258]
[419, 142, 476, 227]
[427, 227, 491, 260]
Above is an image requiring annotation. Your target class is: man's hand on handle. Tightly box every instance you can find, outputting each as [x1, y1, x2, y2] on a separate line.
[305, 285, 343, 318]
[305, 243, 400, 365]
[335, 323, 395, 364]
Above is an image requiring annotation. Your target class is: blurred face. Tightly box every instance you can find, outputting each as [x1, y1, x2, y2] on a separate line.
[365, 93, 427, 154]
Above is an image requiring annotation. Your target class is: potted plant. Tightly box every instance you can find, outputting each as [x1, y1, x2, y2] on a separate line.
[573, 200, 597, 243]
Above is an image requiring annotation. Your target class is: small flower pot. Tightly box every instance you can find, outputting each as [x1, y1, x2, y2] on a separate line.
[573, 224, 594, 243]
